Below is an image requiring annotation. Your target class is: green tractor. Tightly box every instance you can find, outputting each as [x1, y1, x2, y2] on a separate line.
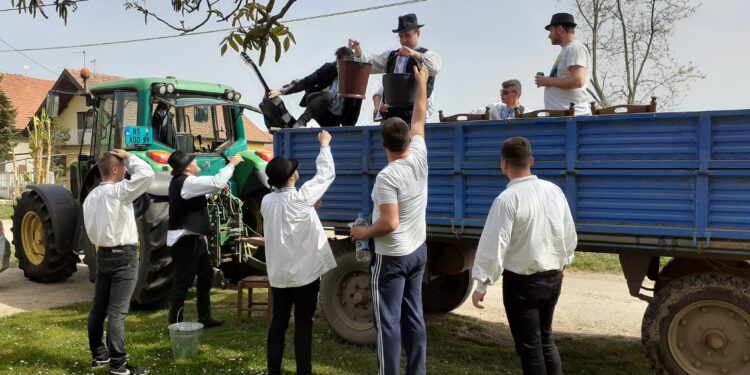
[11, 74, 272, 306]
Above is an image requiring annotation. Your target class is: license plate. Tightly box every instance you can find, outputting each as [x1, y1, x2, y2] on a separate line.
[125, 126, 153, 145]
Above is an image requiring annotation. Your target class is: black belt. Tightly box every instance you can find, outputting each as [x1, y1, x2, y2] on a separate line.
[98, 245, 137, 252]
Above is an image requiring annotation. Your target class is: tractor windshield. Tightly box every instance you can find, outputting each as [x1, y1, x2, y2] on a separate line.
[91, 91, 138, 158]
[151, 97, 256, 154]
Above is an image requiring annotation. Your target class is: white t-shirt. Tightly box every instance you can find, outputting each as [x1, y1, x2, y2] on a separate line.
[371, 135, 428, 256]
[544, 40, 591, 115]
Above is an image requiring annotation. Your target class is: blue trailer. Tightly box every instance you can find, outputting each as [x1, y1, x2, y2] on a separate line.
[273, 109, 750, 375]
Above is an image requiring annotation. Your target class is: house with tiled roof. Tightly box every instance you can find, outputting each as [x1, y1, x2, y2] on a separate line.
[7, 69, 274, 172]
[0, 73, 55, 173]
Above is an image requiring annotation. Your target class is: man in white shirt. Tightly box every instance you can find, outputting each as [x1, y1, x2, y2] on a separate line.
[261, 130, 336, 375]
[350, 64, 430, 375]
[474, 79, 526, 120]
[471, 137, 577, 375]
[535, 13, 592, 116]
[83, 149, 154, 375]
[348, 13, 442, 123]
[166, 150, 244, 327]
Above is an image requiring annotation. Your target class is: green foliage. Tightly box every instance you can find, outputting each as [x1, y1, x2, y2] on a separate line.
[0, 77, 17, 162]
[13, 1, 298, 65]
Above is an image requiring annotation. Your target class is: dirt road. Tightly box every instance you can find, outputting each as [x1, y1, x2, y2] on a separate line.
[454, 271, 650, 338]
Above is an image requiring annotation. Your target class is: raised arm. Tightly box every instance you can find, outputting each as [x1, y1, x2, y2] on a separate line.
[181, 154, 243, 199]
[110, 150, 155, 204]
[295, 130, 335, 206]
[410, 64, 430, 137]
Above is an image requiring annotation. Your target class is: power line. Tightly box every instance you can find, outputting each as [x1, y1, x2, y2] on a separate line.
[0, 36, 57, 76]
[0, 0, 89, 13]
[0, 0, 427, 53]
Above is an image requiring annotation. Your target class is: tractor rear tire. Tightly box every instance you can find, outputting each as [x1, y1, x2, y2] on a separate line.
[12, 187, 79, 282]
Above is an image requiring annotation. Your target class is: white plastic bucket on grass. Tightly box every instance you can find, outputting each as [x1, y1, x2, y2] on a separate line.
[168, 308, 204, 359]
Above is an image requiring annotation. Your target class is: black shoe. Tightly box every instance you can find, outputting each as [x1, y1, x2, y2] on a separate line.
[198, 318, 225, 328]
[109, 363, 149, 375]
[91, 357, 109, 368]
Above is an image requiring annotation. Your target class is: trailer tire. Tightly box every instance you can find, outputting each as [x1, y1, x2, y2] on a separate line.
[320, 248, 376, 346]
[423, 269, 473, 313]
[642, 272, 750, 375]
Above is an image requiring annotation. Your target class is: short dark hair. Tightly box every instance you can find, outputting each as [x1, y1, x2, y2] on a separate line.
[381, 117, 410, 152]
[501, 137, 533, 169]
[335, 47, 354, 61]
[502, 79, 522, 96]
[97, 152, 124, 178]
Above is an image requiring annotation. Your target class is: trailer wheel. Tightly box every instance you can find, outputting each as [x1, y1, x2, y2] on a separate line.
[642, 272, 750, 375]
[423, 270, 473, 313]
[321, 249, 376, 346]
[12, 187, 79, 282]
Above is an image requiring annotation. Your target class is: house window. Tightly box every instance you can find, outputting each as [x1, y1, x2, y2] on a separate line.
[194, 106, 209, 122]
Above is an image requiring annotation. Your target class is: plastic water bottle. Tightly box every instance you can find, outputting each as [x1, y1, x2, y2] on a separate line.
[354, 213, 371, 262]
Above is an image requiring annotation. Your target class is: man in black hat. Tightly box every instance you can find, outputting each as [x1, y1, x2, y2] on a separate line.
[166, 150, 244, 327]
[534, 12, 591, 116]
[261, 130, 336, 375]
[270, 47, 363, 128]
[348, 13, 442, 123]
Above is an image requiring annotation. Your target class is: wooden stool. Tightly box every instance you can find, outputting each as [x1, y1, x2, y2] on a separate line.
[236, 275, 272, 325]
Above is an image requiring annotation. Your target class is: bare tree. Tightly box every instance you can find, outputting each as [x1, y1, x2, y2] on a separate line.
[11, 0, 297, 64]
[568, 0, 704, 109]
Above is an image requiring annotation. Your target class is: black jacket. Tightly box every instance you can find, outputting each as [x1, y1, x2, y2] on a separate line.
[284, 62, 363, 124]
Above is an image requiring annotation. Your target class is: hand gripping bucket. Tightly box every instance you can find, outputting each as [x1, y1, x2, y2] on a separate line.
[337, 59, 372, 98]
[167, 308, 204, 359]
[382, 56, 422, 108]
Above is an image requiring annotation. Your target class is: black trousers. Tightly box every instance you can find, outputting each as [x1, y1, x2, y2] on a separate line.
[503, 270, 564, 375]
[267, 279, 320, 375]
[168, 235, 214, 323]
[88, 247, 138, 368]
[304, 91, 359, 127]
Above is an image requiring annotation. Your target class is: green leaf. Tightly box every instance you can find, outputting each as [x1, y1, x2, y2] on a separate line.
[259, 45, 266, 66]
[283, 36, 290, 52]
[229, 37, 238, 52]
[288, 32, 296, 45]
[270, 34, 281, 62]
[221, 43, 228, 56]
[234, 34, 245, 49]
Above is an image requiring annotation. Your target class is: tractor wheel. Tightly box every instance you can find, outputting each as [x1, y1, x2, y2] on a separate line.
[320, 240, 376, 346]
[131, 198, 173, 307]
[12, 186, 79, 282]
[642, 272, 750, 375]
[422, 269, 473, 313]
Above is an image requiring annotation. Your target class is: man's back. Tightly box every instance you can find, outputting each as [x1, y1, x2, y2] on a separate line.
[371, 135, 428, 256]
[485, 176, 577, 275]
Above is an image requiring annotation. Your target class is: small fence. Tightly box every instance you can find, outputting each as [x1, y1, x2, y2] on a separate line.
[0, 172, 56, 199]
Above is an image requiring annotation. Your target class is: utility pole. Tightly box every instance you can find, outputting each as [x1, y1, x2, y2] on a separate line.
[73, 50, 87, 69]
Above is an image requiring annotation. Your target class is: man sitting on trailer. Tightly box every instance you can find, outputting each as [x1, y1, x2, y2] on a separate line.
[270, 47, 363, 128]
[473, 79, 526, 120]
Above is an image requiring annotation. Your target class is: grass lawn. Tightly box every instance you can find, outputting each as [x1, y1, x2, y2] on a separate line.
[0, 203, 12, 220]
[0, 289, 652, 375]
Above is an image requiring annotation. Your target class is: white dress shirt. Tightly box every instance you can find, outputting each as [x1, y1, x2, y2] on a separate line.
[261, 146, 337, 288]
[83, 155, 155, 247]
[166, 165, 235, 246]
[472, 176, 577, 293]
[360, 47, 442, 117]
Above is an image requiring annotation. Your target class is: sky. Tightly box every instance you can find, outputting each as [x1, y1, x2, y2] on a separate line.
[1, 0, 749, 130]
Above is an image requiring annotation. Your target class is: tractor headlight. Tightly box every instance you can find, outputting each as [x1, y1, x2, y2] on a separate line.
[234, 92, 241, 101]
[224, 90, 235, 101]
[166, 83, 175, 94]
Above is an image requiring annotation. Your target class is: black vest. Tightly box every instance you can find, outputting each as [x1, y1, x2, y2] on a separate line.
[386, 47, 435, 100]
[168, 174, 211, 235]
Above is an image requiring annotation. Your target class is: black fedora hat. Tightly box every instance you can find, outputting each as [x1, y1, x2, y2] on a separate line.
[392, 13, 424, 33]
[168, 150, 196, 176]
[265, 156, 299, 189]
[545, 12, 577, 30]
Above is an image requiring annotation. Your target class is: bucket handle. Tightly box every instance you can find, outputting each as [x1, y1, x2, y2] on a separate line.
[176, 306, 185, 324]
